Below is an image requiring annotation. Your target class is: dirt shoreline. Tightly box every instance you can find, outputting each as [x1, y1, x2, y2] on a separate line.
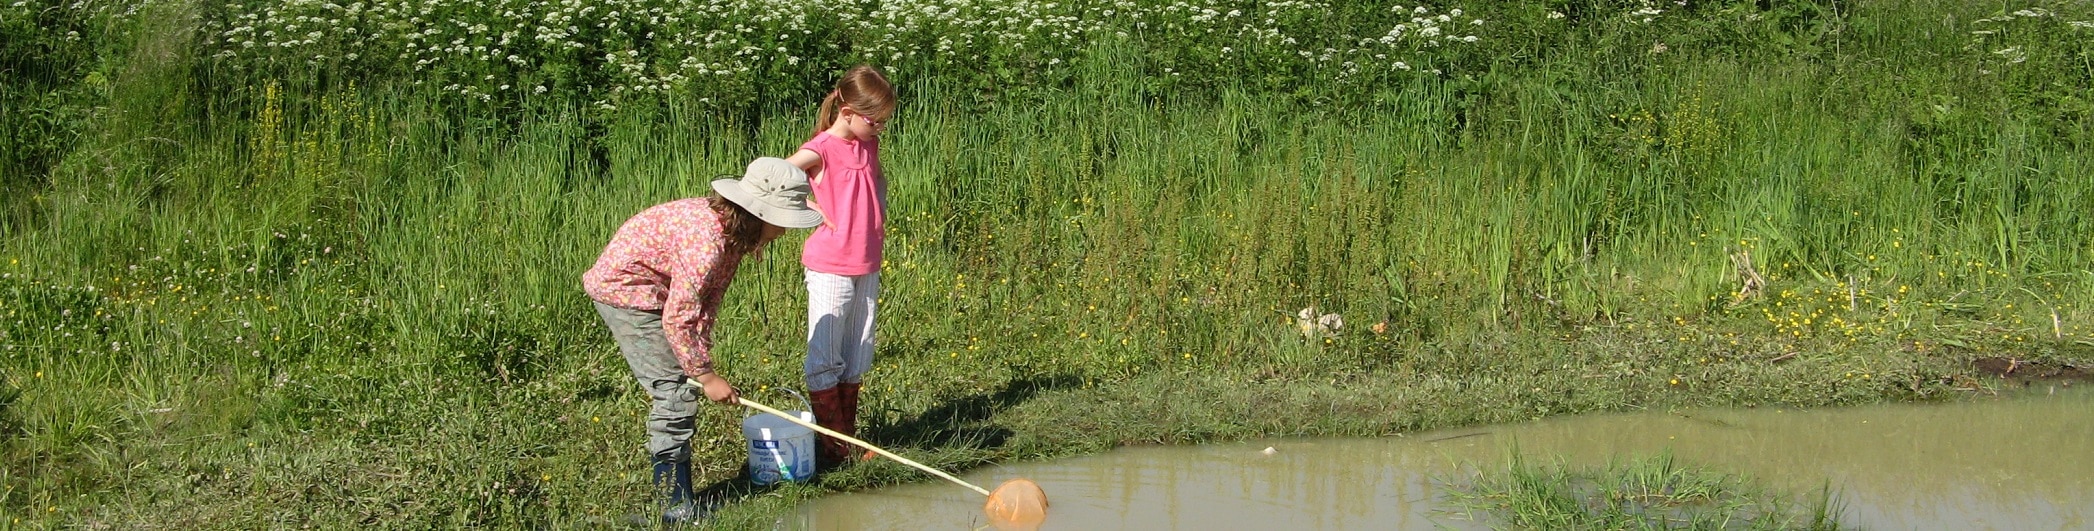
[1971, 356, 2090, 386]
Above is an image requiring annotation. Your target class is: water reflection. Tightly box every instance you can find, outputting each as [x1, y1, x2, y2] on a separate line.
[798, 388, 2093, 530]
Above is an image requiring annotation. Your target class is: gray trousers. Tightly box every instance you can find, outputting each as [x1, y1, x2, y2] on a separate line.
[596, 301, 699, 462]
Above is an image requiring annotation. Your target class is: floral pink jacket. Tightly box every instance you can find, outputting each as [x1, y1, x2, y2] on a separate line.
[583, 197, 744, 376]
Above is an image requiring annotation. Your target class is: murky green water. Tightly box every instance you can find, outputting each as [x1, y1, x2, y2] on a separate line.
[795, 387, 2093, 530]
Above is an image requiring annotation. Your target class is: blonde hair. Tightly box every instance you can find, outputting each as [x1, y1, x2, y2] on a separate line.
[815, 65, 896, 134]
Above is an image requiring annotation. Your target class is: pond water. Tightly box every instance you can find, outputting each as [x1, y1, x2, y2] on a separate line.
[794, 386, 2093, 530]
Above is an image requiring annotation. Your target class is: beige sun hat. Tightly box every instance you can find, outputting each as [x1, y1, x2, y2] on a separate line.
[712, 157, 823, 229]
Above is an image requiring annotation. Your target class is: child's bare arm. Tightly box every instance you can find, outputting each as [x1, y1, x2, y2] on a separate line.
[785, 149, 822, 182]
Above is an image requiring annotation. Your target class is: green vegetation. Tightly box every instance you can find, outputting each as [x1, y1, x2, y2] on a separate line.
[1445, 452, 1846, 530]
[3, 0, 2090, 527]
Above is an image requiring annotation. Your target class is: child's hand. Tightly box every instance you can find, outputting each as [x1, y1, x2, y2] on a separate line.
[694, 372, 739, 404]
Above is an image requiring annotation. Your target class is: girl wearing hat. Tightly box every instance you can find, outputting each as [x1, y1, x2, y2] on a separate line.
[582, 157, 823, 524]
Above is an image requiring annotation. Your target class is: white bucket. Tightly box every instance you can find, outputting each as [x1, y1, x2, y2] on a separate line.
[742, 391, 817, 485]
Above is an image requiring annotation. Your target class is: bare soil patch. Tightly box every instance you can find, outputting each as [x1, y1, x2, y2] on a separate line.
[1972, 357, 2090, 386]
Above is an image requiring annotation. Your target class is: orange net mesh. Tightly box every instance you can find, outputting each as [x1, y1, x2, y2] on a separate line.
[983, 478, 1048, 529]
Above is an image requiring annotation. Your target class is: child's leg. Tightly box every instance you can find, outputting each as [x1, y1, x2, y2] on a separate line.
[835, 273, 878, 462]
[804, 269, 859, 392]
[594, 302, 697, 509]
[839, 272, 879, 385]
[806, 269, 857, 467]
[596, 302, 697, 461]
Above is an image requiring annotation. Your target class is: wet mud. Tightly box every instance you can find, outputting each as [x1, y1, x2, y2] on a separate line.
[1972, 356, 2090, 386]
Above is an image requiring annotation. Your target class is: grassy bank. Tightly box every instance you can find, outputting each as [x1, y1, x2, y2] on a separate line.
[5, 0, 2093, 527]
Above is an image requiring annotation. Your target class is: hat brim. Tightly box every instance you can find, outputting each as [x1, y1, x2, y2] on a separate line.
[713, 178, 824, 229]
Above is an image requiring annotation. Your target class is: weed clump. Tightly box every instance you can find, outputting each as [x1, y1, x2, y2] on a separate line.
[1445, 452, 1845, 530]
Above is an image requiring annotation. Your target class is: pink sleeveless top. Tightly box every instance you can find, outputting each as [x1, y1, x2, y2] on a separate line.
[798, 132, 885, 276]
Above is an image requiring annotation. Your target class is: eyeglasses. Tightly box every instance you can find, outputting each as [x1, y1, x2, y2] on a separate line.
[860, 115, 888, 129]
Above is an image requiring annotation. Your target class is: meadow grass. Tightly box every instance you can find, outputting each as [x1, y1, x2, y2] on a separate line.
[4, 0, 2092, 528]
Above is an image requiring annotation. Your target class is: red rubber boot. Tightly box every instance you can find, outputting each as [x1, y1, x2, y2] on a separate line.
[808, 386, 848, 471]
[837, 382, 863, 462]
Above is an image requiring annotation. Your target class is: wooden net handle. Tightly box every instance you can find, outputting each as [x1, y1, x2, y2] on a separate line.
[737, 395, 992, 497]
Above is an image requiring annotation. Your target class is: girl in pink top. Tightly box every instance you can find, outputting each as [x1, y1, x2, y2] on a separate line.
[784, 65, 896, 470]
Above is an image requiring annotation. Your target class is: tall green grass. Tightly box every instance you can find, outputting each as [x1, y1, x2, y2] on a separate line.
[3, 0, 2091, 527]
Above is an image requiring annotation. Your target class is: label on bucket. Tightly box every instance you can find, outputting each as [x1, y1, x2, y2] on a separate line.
[744, 412, 817, 485]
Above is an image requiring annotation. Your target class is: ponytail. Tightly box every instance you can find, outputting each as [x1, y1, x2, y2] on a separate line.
[812, 66, 896, 136]
[814, 90, 842, 135]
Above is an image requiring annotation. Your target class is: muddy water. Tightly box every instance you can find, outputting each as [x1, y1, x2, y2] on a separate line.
[796, 388, 2093, 530]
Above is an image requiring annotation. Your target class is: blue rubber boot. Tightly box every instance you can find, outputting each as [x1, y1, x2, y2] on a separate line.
[651, 454, 704, 525]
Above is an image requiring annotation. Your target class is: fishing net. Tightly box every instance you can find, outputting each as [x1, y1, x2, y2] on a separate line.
[983, 478, 1049, 528]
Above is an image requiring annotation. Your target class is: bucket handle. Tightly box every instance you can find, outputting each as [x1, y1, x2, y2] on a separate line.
[744, 388, 813, 422]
